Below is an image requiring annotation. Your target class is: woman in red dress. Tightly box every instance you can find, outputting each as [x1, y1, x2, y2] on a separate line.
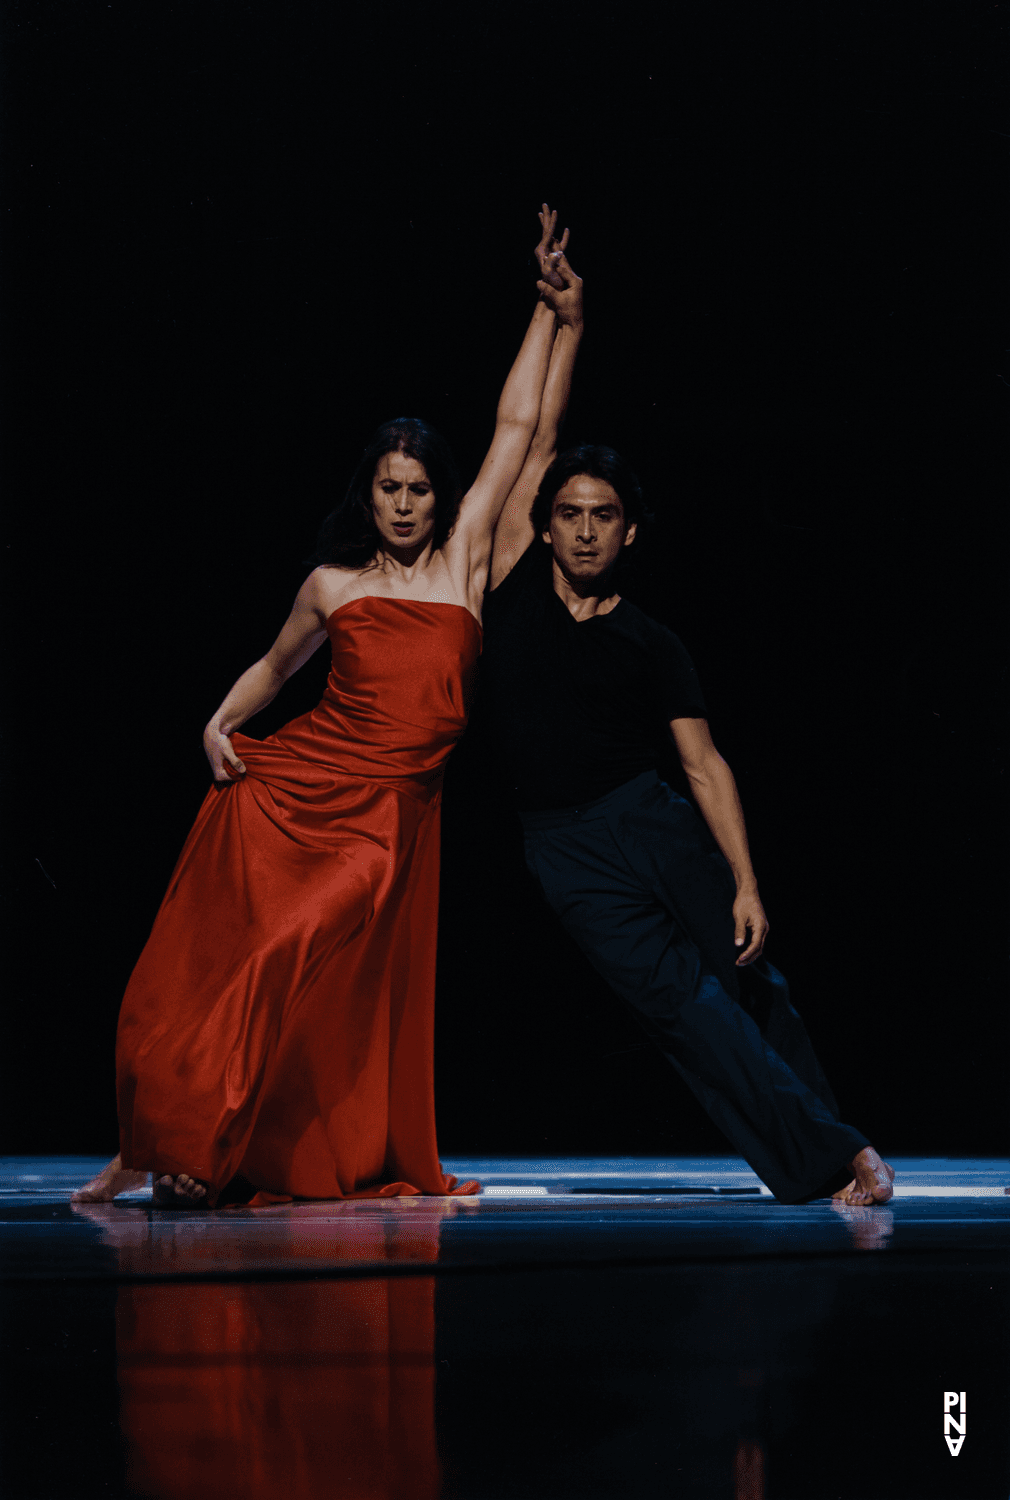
[74, 207, 584, 1208]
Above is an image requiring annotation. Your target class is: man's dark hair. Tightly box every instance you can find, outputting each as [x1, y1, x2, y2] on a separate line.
[530, 444, 653, 538]
[306, 418, 463, 571]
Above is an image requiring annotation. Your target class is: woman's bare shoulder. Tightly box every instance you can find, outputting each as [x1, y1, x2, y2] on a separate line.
[304, 563, 366, 615]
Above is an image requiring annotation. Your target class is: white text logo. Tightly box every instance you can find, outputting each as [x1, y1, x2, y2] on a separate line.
[943, 1391, 966, 1456]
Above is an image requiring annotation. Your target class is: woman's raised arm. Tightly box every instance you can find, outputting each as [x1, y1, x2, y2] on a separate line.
[447, 206, 572, 589]
[489, 243, 584, 589]
[202, 570, 331, 781]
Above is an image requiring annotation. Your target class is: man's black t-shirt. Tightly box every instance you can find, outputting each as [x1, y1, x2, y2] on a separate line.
[479, 540, 708, 810]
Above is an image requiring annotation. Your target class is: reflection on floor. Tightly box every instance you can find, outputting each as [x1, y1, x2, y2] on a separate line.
[2, 1157, 1008, 1499]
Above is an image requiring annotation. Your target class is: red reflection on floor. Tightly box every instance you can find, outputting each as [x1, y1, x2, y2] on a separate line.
[116, 1277, 438, 1500]
[733, 1438, 765, 1500]
[106, 1207, 447, 1500]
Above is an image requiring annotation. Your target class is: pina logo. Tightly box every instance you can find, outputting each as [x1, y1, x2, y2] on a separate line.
[943, 1391, 966, 1455]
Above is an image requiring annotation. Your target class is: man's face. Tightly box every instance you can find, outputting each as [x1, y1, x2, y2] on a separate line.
[543, 474, 637, 582]
[371, 450, 437, 553]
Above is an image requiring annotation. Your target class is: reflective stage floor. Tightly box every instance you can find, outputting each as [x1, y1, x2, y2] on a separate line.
[2, 1157, 1008, 1499]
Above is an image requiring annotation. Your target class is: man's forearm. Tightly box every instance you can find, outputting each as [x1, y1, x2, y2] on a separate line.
[533, 319, 582, 451]
[687, 759, 760, 893]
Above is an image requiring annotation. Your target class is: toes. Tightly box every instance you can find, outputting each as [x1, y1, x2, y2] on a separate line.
[152, 1172, 209, 1206]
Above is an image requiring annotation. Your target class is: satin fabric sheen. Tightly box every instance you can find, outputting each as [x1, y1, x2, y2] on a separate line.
[116, 598, 482, 1204]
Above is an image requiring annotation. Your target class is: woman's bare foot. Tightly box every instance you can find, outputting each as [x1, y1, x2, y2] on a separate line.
[832, 1147, 895, 1206]
[71, 1154, 149, 1203]
[152, 1173, 209, 1208]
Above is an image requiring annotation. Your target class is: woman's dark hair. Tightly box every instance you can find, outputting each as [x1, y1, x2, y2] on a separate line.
[530, 444, 653, 537]
[306, 418, 463, 570]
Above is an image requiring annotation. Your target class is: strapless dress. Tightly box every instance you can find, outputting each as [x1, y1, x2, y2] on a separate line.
[116, 597, 482, 1203]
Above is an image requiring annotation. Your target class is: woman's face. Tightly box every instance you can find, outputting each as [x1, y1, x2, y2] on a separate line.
[370, 450, 438, 555]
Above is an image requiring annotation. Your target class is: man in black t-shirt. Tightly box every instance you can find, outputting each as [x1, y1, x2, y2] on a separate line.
[478, 245, 893, 1205]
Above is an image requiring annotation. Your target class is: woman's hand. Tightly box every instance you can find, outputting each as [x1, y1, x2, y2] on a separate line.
[536, 249, 583, 331]
[203, 724, 246, 783]
[535, 203, 569, 290]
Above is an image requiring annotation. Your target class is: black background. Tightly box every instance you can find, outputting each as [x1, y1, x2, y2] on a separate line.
[2, 1, 1006, 1157]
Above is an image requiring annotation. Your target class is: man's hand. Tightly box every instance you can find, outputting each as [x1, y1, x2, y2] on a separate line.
[733, 890, 769, 966]
[534, 202, 569, 289]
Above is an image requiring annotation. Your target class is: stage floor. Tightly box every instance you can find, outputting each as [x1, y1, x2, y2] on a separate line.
[2, 1156, 1008, 1499]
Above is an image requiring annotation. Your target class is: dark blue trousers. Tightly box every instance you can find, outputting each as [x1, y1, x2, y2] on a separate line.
[519, 771, 869, 1203]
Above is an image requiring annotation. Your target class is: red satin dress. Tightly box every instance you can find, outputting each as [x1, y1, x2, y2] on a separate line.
[116, 597, 482, 1205]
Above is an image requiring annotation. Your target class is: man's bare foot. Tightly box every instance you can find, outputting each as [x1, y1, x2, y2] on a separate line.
[832, 1147, 895, 1206]
[152, 1173, 209, 1208]
[71, 1154, 149, 1203]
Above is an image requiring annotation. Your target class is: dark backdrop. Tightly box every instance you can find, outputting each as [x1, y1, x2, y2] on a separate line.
[2, 1, 1006, 1157]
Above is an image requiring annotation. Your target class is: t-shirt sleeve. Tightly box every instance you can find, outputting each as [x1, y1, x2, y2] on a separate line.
[651, 626, 708, 721]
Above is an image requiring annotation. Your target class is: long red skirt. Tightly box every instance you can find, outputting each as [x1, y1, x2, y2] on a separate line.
[115, 598, 482, 1203]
